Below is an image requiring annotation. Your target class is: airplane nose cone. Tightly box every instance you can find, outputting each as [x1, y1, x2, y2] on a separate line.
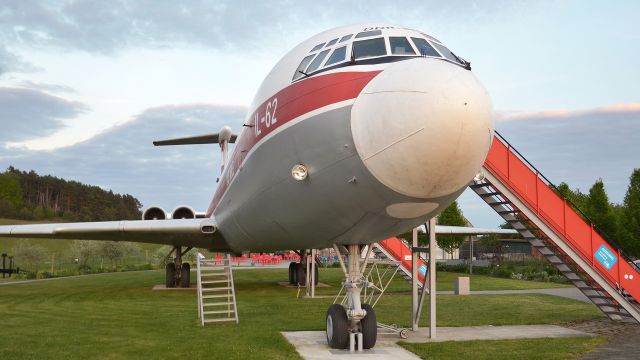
[351, 58, 494, 200]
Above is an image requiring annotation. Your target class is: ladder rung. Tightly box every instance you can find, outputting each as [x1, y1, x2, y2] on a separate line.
[199, 266, 229, 271]
[203, 302, 234, 306]
[202, 287, 231, 291]
[202, 280, 229, 284]
[202, 294, 232, 299]
[203, 318, 236, 323]
[203, 310, 235, 315]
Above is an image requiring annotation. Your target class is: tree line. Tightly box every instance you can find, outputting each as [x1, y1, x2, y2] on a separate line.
[555, 169, 640, 258]
[0, 166, 142, 221]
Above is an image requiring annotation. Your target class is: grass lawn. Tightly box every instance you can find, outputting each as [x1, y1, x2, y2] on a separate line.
[0, 268, 604, 359]
[399, 337, 607, 360]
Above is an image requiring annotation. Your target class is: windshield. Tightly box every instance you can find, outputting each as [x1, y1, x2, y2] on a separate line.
[352, 38, 386, 59]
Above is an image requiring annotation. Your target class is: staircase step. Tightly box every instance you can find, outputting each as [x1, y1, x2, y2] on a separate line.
[203, 317, 237, 323]
[479, 192, 501, 197]
[488, 201, 511, 206]
[470, 183, 491, 189]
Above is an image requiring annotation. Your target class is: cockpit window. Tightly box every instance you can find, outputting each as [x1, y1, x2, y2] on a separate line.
[389, 37, 416, 55]
[306, 49, 331, 73]
[325, 45, 347, 66]
[355, 30, 382, 38]
[325, 38, 338, 47]
[431, 42, 463, 64]
[339, 34, 353, 42]
[293, 54, 316, 80]
[310, 43, 324, 52]
[352, 38, 387, 59]
[410, 37, 440, 57]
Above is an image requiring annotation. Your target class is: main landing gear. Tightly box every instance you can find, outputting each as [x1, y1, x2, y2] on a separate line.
[326, 244, 377, 350]
[288, 250, 319, 286]
[165, 246, 192, 288]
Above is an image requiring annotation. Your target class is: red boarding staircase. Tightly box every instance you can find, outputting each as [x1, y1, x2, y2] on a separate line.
[372, 237, 429, 288]
[471, 132, 640, 322]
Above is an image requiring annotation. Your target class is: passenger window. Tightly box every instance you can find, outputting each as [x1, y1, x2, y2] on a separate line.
[306, 49, 331, 73]
[432, 42, 463, 64]
[410, 37, 440, 57]
[325, 46, 347, 66]
[355, 30, 382, 38]
[310, 43, 325, 52]
[325, 38, 338, 47]
[352, 38, 386, 59]
[293, 54, 316, 80]
[339, 34, 353, 42]
[389, 37, 416, 55]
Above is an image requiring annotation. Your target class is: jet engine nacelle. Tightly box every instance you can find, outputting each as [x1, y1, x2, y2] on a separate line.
[142, 206, 167, 220]
[171, 205, 196, 219]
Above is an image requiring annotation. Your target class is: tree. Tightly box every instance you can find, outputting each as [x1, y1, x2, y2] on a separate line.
[620, 169, 640, 256]
[0, 173, 23, 216]
[12, 241, 47, 274]
[70, 240, 99, 268]
[585, 179, 618, 239]
[436, 201, 467, 257]
[97, 241, 141, 269]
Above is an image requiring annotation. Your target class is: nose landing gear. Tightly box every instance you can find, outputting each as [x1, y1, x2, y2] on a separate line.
[326, 244, 377, 350]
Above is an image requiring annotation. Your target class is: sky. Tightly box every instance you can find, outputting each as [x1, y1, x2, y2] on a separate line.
[0, 1, 639, 227]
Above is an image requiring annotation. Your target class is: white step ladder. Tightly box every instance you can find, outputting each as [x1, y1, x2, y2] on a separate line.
[197, 254, 239, 325]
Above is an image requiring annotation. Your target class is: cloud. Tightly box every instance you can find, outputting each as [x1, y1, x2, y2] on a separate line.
[0, 1, 518, 54]
[495, 103, 640, 202]
[0, 46, 39, 76]
[0, 103, 247, 213]
[0, 87, 88, 143]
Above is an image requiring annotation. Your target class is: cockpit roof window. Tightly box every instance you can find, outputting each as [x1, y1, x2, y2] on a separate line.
[293, 54, 316, 80]
[431, 42, 462, 64]
[352, 37, 387, 59]
[422, 33, 441, 44]
[355, 30, 382, 38]
[410, 37, 440, 57]
[389, 37, 416, 55]
[339, 34, 353, 42]
[306, 49, 331, 73]
[325, 45, 347, 66]
[310, 43, 325, 52]
[325, 38, 338, 47]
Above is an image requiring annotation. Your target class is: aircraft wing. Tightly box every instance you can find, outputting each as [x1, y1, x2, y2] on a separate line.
[432, 225, 519, 235]
[0, 218, 230, 250]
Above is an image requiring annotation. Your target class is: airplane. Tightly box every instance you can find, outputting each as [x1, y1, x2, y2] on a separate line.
[0, 23, 494, 350]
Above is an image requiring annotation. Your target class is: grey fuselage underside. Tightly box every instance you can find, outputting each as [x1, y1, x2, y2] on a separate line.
[212, 104, 464, 252]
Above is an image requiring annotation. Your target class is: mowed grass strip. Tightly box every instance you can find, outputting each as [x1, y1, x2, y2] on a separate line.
[0, 268, 603, 359]
[399, 337, 607, 360]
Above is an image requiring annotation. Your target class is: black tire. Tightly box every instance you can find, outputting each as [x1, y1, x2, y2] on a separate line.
[360, 304, 377, 349]
[180, 263, 190, 288]
[296, 262, 306, 286]
[289, 262, 297, 284]
[326, 304, 349, 349]
[165, 263, 176, 288]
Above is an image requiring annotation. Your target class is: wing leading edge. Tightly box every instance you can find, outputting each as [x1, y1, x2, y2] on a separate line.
[0, 218, 230, 251]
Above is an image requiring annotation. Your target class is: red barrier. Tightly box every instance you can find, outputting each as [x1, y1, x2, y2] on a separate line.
[484, 135, 640, 302]
[378, 237, 427, 283]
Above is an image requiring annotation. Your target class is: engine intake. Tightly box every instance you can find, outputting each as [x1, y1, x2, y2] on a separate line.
[142, 206, 167, 220]
[172, 205, 196, 219]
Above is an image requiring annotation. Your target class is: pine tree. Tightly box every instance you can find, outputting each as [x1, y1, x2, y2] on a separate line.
[620, 169, 640, 256]
[585, 179, 618, 240]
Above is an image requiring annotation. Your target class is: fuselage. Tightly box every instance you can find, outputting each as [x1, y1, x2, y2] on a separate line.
[207, 24, 494, 252]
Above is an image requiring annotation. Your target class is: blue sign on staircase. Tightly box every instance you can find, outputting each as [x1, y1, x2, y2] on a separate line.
[595, 244, 618, 270]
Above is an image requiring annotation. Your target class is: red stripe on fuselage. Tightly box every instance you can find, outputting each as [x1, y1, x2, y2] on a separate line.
[208, 70, 381, 215]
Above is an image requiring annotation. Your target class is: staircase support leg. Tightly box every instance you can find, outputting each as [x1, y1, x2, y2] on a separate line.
[412, 227, 419, 331]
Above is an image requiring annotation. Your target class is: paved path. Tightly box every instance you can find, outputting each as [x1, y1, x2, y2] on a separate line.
[437, 287, 590, 303]
[566, 319, 640, 360]
[283, 325, 593, 360]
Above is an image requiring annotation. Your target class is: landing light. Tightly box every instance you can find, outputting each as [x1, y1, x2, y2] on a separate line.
[292, 164, 308, 181]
